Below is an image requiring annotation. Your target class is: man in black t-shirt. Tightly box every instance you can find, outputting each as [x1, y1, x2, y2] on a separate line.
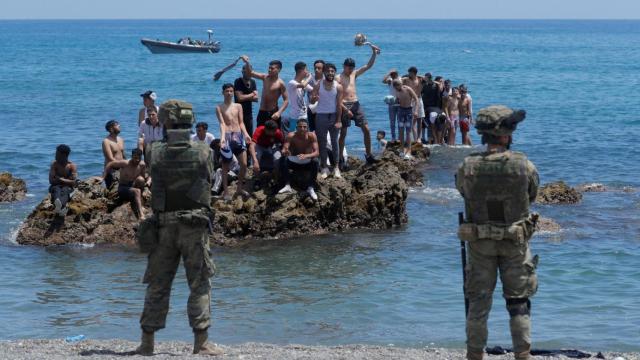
[234, 65, 259, 137]
[421, 73, 443, 144]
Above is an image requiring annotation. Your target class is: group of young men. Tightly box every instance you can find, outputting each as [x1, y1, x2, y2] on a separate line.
[383, 68, 474, 158]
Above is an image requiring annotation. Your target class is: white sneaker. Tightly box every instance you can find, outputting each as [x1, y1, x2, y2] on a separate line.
[307, 186, 318, 200]
[54, 198, 62, 215]
[320, 168, 330, 179]
[403, 153, 414, 160]
[278, 184, 293, 194]
[333, 168, 342, 178]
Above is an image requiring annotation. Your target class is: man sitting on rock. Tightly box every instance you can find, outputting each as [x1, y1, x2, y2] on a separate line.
[103, 148, 150, 219]
[250, 119, 284, 175]
[102, 119, 126, 190]
[278, 119, 320, 200]
[49, 144, 78, 217]
[210, 139, 240, 195]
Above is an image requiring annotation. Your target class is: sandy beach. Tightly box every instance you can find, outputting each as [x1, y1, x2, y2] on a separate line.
[0, 340, 638, 360]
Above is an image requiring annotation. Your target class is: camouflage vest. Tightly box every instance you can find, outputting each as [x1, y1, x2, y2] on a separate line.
[458, 151, 532, 226]
[149, 141, 212, 212]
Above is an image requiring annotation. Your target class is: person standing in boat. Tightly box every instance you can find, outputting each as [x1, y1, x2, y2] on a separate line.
[239, 55, 289, 130]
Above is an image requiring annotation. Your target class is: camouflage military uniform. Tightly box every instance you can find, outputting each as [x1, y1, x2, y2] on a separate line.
[139, 100, 214, 334]
[456, 105, 539, 360]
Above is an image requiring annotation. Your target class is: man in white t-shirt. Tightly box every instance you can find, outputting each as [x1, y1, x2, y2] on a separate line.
[284, 61, 314, 135]
[138, 90, 159, 126]
[191, 122, 216, 145]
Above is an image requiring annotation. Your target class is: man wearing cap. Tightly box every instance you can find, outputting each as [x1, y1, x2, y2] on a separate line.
[455, 105, 539, 360]
[337, 44, 380, 166]
[138, 90, 159, 126]
[136, 99, 221, 356]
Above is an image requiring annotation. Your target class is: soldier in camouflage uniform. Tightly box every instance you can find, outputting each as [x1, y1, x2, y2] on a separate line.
[455, 105, 540, 360]
[136, 100, 222, 356]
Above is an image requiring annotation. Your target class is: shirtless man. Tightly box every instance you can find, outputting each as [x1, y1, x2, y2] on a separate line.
[278, 119, 320, 200]
[138, 91, 159, 126]
[402, 67, 425, 144]
[392, 79, 419, 159]
[103, 148, 149, 219]
[102, 120, 125, 189]
[49, 144, 78, 216]
[337, 44, 380, 166]
[240, 55, 289, 130]
[216, 83, 252, 200]
[444, 87, 461, 145]
[458, 84, 473, 145]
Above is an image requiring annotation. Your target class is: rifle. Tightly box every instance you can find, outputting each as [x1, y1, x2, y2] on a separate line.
[459, 212, 469, 317]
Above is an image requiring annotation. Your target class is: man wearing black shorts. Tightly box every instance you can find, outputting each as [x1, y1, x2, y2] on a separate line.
[234, 65, 258, 137]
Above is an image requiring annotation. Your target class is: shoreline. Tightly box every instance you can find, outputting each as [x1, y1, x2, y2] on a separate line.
[0, 340, 638, 360]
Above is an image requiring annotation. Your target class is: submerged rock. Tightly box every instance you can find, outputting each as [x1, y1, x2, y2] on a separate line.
[0, 172, 27, 203]
[577, 183, 607, 193]
[17, 147, 426, 247]
[536, 216, 561, 233]
[536, 181, 582, 205]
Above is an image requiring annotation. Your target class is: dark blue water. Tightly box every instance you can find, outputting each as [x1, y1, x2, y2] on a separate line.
[0, 20, 639, 351]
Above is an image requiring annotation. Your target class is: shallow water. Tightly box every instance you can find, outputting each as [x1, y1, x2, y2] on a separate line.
[0, 20, 639, 350]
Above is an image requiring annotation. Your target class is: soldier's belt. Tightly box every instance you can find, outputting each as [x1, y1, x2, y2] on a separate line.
[458, 223, 525, 242]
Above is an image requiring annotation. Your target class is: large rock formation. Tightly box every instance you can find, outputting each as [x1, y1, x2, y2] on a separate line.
[0, 172, 27, 203]
[16, 146, 428, 247]
[536, 181, 582, 205]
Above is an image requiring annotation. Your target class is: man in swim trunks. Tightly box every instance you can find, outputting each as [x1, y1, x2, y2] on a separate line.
[445, 87, 461, 145]
[392, 79, 419, 159]
[278, 119, 320, 201]
[402, 66, 425, 144]
[337, 44, 380, 166]
[216, 83, 252, 200]
[49, 144, 78, 217]
[103, 148, 149, 219]
[459, 84, 473, 145]
[102, 119, 126, 189]
[240, 55, 289, 129]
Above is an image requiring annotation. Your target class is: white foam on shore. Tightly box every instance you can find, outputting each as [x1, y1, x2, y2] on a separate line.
[412, 186, 461, 204]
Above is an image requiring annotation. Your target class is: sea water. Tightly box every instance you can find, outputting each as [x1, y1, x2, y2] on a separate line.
[0, 20, 639, 351]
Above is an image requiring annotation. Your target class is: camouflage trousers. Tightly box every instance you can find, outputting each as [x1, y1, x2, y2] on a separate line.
[140, 211, 215, 333]
[465, 238, 538, 353]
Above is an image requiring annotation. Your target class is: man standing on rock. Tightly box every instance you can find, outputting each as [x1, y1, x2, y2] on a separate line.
[137, 100, 221, 356]
[456, 105, 539, 360]
[391, 79, 419, 160]
[240, 55, 289, 130]
[102, 120, 125, 190]
[337, 44, 380, 167]
[48, 144, 78, 217]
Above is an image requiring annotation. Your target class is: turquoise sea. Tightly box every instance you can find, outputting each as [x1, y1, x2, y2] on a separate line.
[0, 20, 639, 351]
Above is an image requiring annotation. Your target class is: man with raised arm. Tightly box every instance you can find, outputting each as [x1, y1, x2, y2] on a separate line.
[337, 44, 380, 167]
[240, 55, 289, 130]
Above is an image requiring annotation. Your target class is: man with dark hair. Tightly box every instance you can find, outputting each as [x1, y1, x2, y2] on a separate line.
[285, 61, 314, 135]
[250, 119, 284, 174]
[456, 105, 538, 360]
[459, 84, 473, 145]
[382, 68, 401, 142]
[392, 79, 419, 159]
[216, 83, 251, 200]
[278, 119, 320, 200]
[138, 106, 164, 161]
[403, 66, 425, 143]
[138, 90, 159, 126]
[306, 59, 325, 132]
[103, 148, 149, 219]
[337, 43, 380, 166]
[102, 119, 125, 189]
[240, 55, 289, 129]
[234, 65, 259, 137]
[191, 122, 215, 145]
[48, 144, 78, 217]
[422, 72, 443, 144]
[311, 62, 343, 179]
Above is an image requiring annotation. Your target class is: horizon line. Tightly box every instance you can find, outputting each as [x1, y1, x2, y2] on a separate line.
[1, 17, 639, 21]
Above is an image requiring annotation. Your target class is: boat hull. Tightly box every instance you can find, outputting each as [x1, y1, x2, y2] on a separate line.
[141, 39, 221, 54]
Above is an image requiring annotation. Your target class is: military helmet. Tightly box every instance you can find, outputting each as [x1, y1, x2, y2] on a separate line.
[475, 105, 526, 136]
[158, 99, 195, 128]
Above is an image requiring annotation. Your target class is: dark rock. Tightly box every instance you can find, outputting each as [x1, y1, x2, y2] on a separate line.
[536, 181, 582, 205]
[0, 172, 27, 203]
[16, 146, 426, 247]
